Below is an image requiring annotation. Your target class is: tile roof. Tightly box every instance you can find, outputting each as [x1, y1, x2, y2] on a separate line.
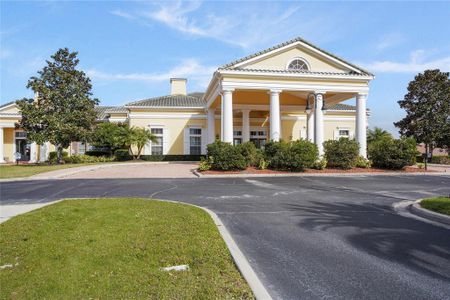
[94, 106, 115, 120]
[126, 93, 205, 108]
[219, 36, 373, 76]
[0, 101, 16, 109]
[222, 68, 368, 77]
[327, 103, 356, 111]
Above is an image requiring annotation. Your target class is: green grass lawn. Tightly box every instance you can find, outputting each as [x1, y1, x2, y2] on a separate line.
[0, 164, 93, 179]
[421, 197, 450, 216]
[0, 198, 253, 299]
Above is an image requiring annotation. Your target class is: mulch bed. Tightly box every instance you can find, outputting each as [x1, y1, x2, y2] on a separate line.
[201, 166, 434, 175]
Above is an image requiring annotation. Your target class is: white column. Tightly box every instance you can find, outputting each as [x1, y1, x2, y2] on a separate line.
[269, 89, 281, 141]
[307, 110, 315, 142]
[207, 108, 216, 144]
[242, 110, 250, 143]
[222, 89, 234, 143]
[29, 142, 37, 163]
[356, 93, 368, 158]
[0, 127, 5, 163]
[314, 93, 325, 156]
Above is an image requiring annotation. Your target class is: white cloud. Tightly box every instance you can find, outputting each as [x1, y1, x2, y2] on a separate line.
[362, 50, 450, 73]
[110, 1, 340, 50]
[375, 32, 405, 51]
[86, 59, 216, 88]
[110, 9, 136, 20]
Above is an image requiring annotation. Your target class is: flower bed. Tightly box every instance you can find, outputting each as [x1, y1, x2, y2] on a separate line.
[200, 166, 434, 175]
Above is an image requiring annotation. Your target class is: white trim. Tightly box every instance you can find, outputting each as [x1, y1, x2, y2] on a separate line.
[231, 40, 366, 75]
[125, 106, 204, 110]
[0, 102, 18, 112]
[128, 113, 207, 119]
[221, 80, 370, 93]
[0, 114, 21, 118]
[219, 70, 373, 81]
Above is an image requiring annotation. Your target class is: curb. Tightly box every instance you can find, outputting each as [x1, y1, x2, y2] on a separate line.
[410, 200, 450, 226]
[195, 171, 450, 179]
[0, 198, 272, 299]
[0, 161, 200, 182]
[393, 199, 450, 230]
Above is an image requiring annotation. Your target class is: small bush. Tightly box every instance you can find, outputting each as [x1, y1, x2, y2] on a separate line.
[114, 149, 132, 161]
[236, 142, 259, 167]
[66, 154, 114, 164]
[85, 150, 111, 157]
[198, 157, 212, 171]
[324, 138, 359, 169]
[313, 158, 327, 170]
[355, 156, 372, 168]
[368, 137, 417, 169]
[266, 140, 318, 171]
[49, 151, 68, 164]
[431, 155, 450, 165]
[206, 141, 247, 171]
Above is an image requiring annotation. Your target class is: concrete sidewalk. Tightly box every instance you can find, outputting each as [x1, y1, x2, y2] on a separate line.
[0, 202, 58, 223]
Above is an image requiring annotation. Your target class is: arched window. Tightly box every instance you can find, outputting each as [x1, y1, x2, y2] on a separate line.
[287, 58, 309, 71]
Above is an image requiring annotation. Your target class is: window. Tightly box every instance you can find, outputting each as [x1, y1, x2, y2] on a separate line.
[79, 142, 87, 154]
[339, 129, 350, 138]
[250, 130, 267, 149]
[233, 131, 242, 146]
[151, 128, 163, 155]
[287, 59, 309, 71]
[189, 128, 202, 155]
[15, 131, 27, 139]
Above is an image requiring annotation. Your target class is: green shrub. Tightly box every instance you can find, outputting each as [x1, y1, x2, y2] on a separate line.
[431, 155, 450, 165]
[49, 151, 68, 164]
[206, 141, 247, 171]
[313, 158, 327, 170]
[85, 150, 110, 157]
[198, 157, 212, 171]
[67, 154, 114, 164]
[324, 138, 359, 169]
[355, 156, 372, 168]
[236, 142, 259, 167]
[114, 149, 132, 161]
[368, 137, 417, 169]
[140, 155, 203, 161]
[266, 140, 318, 171]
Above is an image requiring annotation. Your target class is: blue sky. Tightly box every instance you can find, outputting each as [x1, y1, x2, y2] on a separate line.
[1, 1, 449, 135]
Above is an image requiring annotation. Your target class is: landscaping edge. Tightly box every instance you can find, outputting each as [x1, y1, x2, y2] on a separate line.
[194, 170, 450, 178]
[0, 198, 272, 300]
[393, 199, 450, 230]
[410, 199, 450, 226]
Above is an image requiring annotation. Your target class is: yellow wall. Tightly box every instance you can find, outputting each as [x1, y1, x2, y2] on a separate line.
[243, 46, 347, 72]
[3, 128, 14, 162]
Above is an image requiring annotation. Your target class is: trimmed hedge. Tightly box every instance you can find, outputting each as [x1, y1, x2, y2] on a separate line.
[324, 138, 359, 169]
[114, 149, 203, 162]
[431, 155, 450, 165]
[65, 154, 114, 164]
[206, 141, 247, 170]
[265, 140, 318, 171]
[236, 142, 262, 167]
[368, 137, 417, 169]
[85, 150, 111, 157]
[49, 151, 68, 163]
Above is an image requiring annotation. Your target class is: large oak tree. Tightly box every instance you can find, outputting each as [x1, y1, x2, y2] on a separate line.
[17, 48, 99, 163]
[394, 69, 450, 164]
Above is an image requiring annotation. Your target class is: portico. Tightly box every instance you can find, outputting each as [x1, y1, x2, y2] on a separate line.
[203, 37, 373, 157]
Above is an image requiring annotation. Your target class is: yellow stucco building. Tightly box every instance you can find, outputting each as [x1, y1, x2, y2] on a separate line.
[0, 37, 373, 163]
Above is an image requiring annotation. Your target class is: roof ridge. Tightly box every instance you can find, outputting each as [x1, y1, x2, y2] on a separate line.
[219, 36, 373, 76]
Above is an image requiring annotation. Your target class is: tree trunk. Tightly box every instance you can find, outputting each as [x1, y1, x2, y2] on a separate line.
[424, 143, 428, 171]
[129, 146, 137, 160]
[57, 144, 63, 164]
[136, 146, 143, 160]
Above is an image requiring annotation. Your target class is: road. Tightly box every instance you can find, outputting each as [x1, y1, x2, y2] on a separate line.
[1, 174, 450, 299]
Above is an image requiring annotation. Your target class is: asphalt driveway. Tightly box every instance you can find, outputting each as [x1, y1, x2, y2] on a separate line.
[1, 174, 449, 299]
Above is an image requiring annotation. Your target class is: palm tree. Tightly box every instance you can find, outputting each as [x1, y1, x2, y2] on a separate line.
[127, 127, 157, 160]
[117, 126, 157, 160]
[367, 127, 392, 144]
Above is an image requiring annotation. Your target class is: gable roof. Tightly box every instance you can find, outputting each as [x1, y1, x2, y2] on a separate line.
[0, 101, 16, 110]
[126, 93, 205, 108]
[219, 37, 373, 76]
